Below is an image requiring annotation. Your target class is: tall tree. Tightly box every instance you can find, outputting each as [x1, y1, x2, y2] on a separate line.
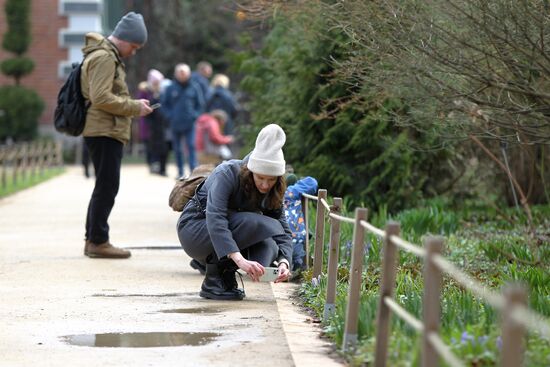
[122, 0, 246, 91]
[235, 2, 456, 211]
[238, 0, 550, 208]
[1, 0, 34, 85]
[0, 0, 44, 141]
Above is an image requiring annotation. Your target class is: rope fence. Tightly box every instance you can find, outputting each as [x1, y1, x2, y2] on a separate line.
[301, 189, 550, 367]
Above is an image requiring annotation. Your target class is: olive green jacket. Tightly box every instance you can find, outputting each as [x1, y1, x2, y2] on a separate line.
[80, 33, 141, 144]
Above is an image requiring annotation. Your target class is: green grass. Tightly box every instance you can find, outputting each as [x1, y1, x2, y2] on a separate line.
[0, 167, 65, 198]
[121, 154, 150, 164]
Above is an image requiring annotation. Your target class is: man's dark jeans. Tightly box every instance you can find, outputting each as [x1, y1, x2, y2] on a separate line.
[84, 136, 123, 244]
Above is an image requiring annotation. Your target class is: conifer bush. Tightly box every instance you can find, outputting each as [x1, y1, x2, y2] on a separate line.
[0, 0, 43, 141]
[236, 7, 454, 211]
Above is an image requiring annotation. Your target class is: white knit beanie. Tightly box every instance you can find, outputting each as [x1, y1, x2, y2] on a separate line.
[247, 124, 286, 176]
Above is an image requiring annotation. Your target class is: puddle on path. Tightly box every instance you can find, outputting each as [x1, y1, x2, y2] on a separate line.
[90, 292, 193, 298]
[158, 306, 223, 314]
[62, 332, 220, 348]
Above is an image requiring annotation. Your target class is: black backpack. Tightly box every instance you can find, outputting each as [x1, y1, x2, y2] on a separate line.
[53, 60, 89, 136]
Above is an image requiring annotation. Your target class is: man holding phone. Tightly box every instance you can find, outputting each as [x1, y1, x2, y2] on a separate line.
[81, 12, 153, 259]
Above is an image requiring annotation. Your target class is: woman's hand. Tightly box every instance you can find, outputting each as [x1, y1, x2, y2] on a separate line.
[274, 262, 291, 283]
[228, 252, 265, 282]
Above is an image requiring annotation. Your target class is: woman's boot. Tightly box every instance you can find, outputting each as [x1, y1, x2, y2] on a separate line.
[199, 258, 244, 300]
[218, 258, 245, 298]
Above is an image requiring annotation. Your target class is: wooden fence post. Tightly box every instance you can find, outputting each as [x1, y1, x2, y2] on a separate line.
[324, 197, 342, 321]
[501, 283, 527, 367]
[303, 196, 310, 269]
[29, 142, 36, 179]
[422, 236, 444, 367]
[20, 143, 28, 182]
[0, 148, 6, 190]
[33, 141, 38, 178]
[343, 207, 368, 351]
[34, 141, 41, 177]
[373, 222, 401, 367]
[46, 141, 54, 167]
[51, 141, 58, 167]
[38, 141, 45, 176]
[13, 146, 20, 186]
[56, 141, 63, 167]
[312, 189, 327, 278]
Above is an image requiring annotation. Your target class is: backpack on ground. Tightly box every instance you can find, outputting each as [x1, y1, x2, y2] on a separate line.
[53, 60, 89, 136]
[169, 164, 215, 212]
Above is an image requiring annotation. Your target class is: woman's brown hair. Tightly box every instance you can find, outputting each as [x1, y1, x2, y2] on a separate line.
[240, 165, 286, 210]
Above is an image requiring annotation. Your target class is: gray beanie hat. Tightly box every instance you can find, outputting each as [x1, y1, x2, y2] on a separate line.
[247, 124, 286, 176]
[112, 12, 147, 45]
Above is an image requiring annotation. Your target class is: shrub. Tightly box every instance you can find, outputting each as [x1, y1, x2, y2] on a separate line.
[236, 4, 456, 212]
[2, 0, 31, 55]
[0, 56, 34, 80]
[0, 86, 44, 141]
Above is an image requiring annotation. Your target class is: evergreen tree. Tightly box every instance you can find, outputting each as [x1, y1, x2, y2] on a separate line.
[0, 0, 44, 141]
[1, 0, 34, 85]
[236, 7, 453, 211]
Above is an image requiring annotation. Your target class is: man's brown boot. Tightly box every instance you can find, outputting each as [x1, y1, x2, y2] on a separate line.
[85, 240, 131, 259]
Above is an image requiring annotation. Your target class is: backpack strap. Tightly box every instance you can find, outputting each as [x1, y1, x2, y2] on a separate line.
[192, 180, 207, 213]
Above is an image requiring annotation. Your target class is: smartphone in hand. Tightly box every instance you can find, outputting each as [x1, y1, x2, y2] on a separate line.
[150, 103, 161, 110]
[259, 267, 279, 282]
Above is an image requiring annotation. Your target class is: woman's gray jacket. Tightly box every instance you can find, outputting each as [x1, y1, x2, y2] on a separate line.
[177, 158, 293, 265]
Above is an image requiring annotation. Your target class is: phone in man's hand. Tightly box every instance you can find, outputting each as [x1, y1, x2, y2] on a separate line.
[150, 103, 161, 110]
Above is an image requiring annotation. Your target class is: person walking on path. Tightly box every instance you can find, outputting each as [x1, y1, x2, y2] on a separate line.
[177, 124, 292, 300]
[191, 61, 213, 101]
[206, 74, 238, 135]
[81, 12, 153, 259]
[139, 69, 169, 175]
[162, 63, 205, 177]
[136, 81, 153, 169]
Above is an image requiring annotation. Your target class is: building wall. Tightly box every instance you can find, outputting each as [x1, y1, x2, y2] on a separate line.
[0, 0, 102, 129]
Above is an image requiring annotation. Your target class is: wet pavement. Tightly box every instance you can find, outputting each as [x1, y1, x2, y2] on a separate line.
[0, 165, 341, 367]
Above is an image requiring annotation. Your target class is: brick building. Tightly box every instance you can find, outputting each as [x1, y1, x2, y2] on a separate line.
[0, 0, 103, 134]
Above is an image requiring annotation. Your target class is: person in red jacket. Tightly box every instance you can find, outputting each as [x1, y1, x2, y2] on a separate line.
[195, 109, 234, 165]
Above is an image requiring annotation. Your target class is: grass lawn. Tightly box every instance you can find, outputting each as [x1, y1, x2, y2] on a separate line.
[0, 167, 65, 198]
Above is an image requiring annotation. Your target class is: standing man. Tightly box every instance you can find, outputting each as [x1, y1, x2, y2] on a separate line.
[191, 61, 213, 101]
[81, 12, 153, 258]
[162, 63, 205, 177]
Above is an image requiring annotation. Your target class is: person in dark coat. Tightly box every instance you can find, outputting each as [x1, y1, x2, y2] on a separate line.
[177, 124, 292, 300]
[161, 63, 205, 177]
[140, 69, 169, 175]
[207, 74, 238, 135]
[191, 61, 212, 102]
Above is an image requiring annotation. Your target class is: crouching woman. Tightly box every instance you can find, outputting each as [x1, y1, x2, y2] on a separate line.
[177, 124, 292, 300]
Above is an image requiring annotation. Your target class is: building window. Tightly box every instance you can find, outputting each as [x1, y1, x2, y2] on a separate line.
[59, 0, 102, 15]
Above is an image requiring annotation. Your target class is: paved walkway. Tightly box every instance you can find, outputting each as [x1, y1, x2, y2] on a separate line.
[0, 164, 341, 367]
